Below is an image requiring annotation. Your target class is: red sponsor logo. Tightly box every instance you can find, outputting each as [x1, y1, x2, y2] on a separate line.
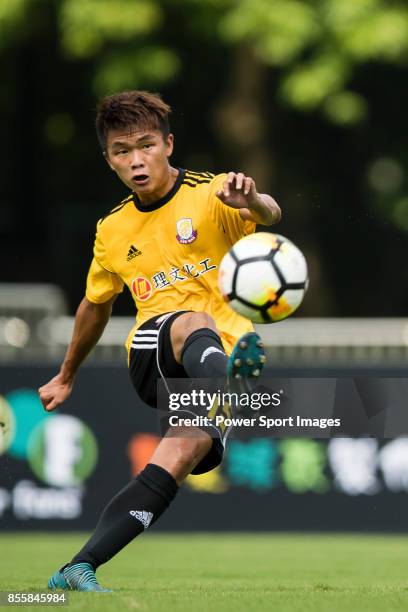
[132, 277, 153, 301]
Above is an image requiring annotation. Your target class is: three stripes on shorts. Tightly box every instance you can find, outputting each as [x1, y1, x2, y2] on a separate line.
[131, 329, 158, 350]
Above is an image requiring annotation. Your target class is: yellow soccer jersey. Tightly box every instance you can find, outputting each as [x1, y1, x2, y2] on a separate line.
[86, 169, 256, 355]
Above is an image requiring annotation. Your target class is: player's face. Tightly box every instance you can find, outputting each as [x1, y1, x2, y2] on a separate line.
[105, 127, 174, 202]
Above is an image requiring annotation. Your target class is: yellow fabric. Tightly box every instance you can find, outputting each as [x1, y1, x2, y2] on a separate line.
[86, 171, 256, 355]
[86, 258, 124, 304]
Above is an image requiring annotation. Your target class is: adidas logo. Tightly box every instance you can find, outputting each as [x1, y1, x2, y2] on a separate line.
[200, 346, 225, 363]
[129, 510, 153, 529]
[127, 245, 142, 261]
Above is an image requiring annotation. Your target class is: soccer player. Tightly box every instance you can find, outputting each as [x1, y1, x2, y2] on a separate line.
[39, 91, 281, 592]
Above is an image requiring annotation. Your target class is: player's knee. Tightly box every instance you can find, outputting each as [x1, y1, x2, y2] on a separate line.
[170, 432, 212, 473]
[178, 311, 217, 338]
[187, 311, 217, 331]
[171, 311, 217, 363]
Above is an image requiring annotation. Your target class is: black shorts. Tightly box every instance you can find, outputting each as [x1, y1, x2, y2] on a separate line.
[128, 311, 224, 475]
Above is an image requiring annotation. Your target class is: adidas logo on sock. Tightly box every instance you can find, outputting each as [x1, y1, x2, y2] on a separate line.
[200, 346, 225, 363]
[127, 245, 142, 261]
[129, 510, 153, 529]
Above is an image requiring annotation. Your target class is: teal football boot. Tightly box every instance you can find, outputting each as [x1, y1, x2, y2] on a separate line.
[47, 568, 69, 590]
[226, 331, 267, 422]
[227, 331, 266, 394]
[48, 562, 112, 593]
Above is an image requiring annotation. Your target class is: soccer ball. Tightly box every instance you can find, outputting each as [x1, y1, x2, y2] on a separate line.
[218, 232, 308, 323]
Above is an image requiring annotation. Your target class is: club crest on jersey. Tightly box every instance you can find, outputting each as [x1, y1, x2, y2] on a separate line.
[132, 276, 153, 301]
[176, 218, 197, 244]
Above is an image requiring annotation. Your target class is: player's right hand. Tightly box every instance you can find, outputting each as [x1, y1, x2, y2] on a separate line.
[38, 373, 73, 412]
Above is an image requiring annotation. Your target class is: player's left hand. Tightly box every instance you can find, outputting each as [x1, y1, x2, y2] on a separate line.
[216, 172, 259, 212]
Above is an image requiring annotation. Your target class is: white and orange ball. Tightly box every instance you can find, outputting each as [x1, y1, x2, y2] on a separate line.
[218, 232, 308, 323]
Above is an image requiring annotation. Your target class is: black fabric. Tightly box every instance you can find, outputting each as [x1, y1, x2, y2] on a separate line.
[138, 462, 179, 502]
[69, 464, 178, 570]
[179, 327, 227, 473]
[190, 438, 224, 475]
[129, 311, 189, 408]
[128, 312, 226, 475]
[181, 327, 228, 378]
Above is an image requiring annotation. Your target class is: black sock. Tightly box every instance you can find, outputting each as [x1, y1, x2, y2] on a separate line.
[68, 463, 178, 570]
[181, 328, 228, 378]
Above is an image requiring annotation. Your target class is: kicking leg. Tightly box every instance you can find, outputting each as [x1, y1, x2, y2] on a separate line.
[171, 311, 229, 377]
[172, 312, 266, 414]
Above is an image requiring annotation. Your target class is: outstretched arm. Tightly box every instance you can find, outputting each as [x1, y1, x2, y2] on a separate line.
[216, 172, 281, 226]
[38, 295, 116, 412]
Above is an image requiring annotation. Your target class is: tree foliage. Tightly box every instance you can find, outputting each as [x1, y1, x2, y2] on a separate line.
[1, 0, 408, 313]
[0, 0, 30, 48]
[1, 0, 408, 120]
[220, 0, 408, 124]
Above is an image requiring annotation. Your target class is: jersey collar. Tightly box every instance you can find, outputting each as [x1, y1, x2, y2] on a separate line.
[132, 168, 186, 213]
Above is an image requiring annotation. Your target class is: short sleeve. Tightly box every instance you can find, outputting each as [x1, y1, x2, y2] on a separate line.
[208, 174, 256, 243]
[86, 258, 124, 303]
[92, 220, 115, 273]
[85, 222, 124, 303]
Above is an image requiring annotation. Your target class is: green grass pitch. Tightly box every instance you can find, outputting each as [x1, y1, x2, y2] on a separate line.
[1, 533, 408, 611]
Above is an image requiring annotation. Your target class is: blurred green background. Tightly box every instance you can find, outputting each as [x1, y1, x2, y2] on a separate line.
[1, 0, 408, 316]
